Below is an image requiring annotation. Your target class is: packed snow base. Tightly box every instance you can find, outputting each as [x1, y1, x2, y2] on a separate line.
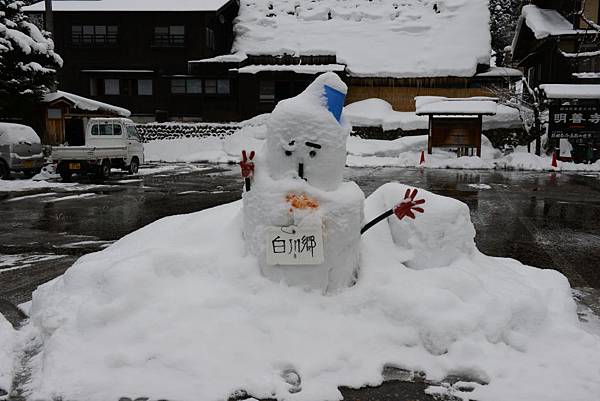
[18, 183, 600, 401]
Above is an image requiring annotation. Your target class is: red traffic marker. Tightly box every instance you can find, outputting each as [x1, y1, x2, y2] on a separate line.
[551, 151, 558, 168]
[240, 150, 256, 191]
[419, 150, 425, 165]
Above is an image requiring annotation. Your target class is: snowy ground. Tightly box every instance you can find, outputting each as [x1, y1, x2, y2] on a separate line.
[1, 182, 595, 401]
[143, 115, 600, 172]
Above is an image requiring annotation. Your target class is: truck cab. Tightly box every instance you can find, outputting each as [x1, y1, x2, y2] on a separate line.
[53, 118, 144, 181]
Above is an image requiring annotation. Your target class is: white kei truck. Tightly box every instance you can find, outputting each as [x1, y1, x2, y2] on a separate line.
[52, 118, 144, 181]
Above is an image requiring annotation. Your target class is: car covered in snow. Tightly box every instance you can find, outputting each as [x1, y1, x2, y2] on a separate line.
[52, 118, 144, 181]
[0, 123, 44, 179]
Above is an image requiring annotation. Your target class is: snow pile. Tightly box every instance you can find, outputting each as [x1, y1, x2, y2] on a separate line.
[0, 179, 78, 192]
[540, 84, 600, 99]
[0, 123, 41, 145]
[19, 184, 600, 401]
[232, 0, 491, 77]
[344, 98, 522, 131]
[0, 314, 15, 394]
[415, 96, 497, 115]
[344, 98, 428, 131]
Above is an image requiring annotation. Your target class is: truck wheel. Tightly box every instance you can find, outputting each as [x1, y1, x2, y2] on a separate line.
[97, 159, 111, 180]
[0, 160, 9, 180]
[60, 171, 72, 182]
[128, 157, 140, 175]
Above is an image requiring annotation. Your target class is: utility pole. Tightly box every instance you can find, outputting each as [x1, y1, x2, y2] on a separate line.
[45, 0, 54, 36]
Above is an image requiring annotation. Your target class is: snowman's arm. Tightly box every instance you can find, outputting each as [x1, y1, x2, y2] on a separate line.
[360, 209, 394, 235]
[360, 189, 425, 235]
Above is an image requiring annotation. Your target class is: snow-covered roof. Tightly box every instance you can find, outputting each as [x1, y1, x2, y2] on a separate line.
[232, 0, 491, 78]
[415, 96, 497, 115]
[43, 91, 131, 117]
[476, 67, 523, 78]
[233, 64, 346, 75]
[190, 54, 249, 64]
[573, 72, 600, 79]
[519, 5, 584, 40]
[540, 84, 600, 99]
[23, 0, 232, 12]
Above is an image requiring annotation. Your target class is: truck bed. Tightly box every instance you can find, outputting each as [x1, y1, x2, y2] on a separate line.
[51, 146, 128, 161]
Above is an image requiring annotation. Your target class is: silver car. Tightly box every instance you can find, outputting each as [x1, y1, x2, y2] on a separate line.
[0, 123, 45, 179]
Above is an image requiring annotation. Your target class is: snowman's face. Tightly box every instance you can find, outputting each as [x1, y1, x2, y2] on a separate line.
[265, 108, 347, 192]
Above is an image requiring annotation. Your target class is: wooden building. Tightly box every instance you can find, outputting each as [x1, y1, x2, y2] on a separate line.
[34, 90, 131, 145]
[512, 0, 600, 86]
[25, 0, 520, 122]
[24, 0, 239, 122]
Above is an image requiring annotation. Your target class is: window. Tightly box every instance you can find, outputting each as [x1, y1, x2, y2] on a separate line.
[113, 124, 122, 136]
[153, 26, 185, 47]
[204, 79, 230, 95]
[171, 79, 186, 94]
[206, 27, 215, 50]
[47, 109, 62, 119]
[205, 79, 217, 94]
[91, 124, 99, 136]
[217, 79, 230, 94]
[99, 124, 114, 136]
[127, 126, 141, 141]
[71, 25, 118, 46]
[260, 81, 275, 103]
[171, 78, 203, 95]
[187, 79, 202, 94]
[137, 79, 153, 96]
[104, 79, 120, 95]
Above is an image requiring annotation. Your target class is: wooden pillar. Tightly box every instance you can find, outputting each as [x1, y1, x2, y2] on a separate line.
[427, 116, 433, 155]
[476, 115, 482, 157]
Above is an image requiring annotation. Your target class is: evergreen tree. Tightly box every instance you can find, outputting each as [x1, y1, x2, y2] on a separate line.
[0, 0, 62, 116]
[489, 0, 526, 66]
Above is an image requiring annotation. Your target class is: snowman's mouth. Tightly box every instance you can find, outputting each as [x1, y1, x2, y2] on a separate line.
[298, 163, 305, 180]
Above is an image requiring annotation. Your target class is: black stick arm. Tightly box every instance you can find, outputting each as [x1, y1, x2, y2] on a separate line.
[360, 208, 394, 235]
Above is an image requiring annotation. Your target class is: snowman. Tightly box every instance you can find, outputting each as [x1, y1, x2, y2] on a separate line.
[241, 72, 424, 293]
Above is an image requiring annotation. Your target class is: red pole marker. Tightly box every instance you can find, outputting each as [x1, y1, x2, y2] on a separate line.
[420, 150, 425, 165]
[240, 150, 255, 191]
[361, 188, 426, 235]
[551, 151, 558, 168]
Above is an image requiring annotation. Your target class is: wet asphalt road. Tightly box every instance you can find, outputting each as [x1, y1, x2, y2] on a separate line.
[1, 164, 600, 400]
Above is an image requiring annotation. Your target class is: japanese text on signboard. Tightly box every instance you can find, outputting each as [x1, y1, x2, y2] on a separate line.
[549, 104, 600, 142]
[266, 226, 324, 266]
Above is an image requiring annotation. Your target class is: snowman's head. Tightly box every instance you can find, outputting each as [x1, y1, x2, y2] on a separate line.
[265, 72, 350, 192]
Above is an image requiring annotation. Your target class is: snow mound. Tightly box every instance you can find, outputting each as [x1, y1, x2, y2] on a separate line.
[368, 183, 476, 269]
[20, 185, 600, 401]
[0, 123, 41, 145]
[0, 314, 15, 393]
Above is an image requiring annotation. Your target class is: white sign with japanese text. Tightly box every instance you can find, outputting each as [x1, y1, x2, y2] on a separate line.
[266, 226, 324, 266]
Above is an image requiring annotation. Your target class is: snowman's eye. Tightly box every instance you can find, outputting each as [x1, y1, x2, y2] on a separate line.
[285, 150, 293, 156]
[309, 150, 317, 158]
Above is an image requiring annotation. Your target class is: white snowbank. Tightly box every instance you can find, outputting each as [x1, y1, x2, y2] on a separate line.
[145, 128, 600, 172]
[232, 0, 491, 78]
[343, 98, 523, 131]
[0, 314, 15, 393]
[21, 184, 600, 401]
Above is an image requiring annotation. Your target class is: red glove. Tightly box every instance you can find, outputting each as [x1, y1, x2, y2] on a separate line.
[393, 188, 425, 220]
[240, 150, 255, 179]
